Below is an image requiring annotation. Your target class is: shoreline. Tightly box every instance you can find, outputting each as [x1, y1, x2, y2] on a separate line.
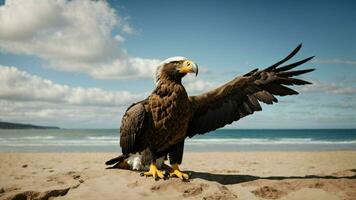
[1, 148, 356, 153]
[1, 149, 356, 152]
[1, 151, 356, 199]
[1, 129, 356, 152]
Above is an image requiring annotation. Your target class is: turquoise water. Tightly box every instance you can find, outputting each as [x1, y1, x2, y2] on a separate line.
[0, 129, 356, 152]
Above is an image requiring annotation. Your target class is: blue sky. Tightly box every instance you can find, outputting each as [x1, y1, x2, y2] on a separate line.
[0, 0, 355, 128]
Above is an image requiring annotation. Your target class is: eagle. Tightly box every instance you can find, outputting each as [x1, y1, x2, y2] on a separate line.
[106, 44, 314, 180]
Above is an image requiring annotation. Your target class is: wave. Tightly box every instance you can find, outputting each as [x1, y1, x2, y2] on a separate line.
[186, 138, 356, 145]
[86, 136, 118, 140]
[22, 136, 56, 140]
[0, 136, 57, 140]
[0, 139, 119, 146]
[1, 137, 356, 147]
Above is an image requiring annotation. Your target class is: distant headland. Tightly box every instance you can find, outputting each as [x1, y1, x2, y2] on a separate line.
[0, 121, 60, 129]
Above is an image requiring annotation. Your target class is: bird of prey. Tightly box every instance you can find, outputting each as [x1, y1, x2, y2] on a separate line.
[106, 44, 314, 180]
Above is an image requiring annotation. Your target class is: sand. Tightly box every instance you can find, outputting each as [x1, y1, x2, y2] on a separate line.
[0, 151, 356, 200]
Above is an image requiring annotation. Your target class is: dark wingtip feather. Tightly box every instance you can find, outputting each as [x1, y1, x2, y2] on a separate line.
[299, 79, 312, 85]
[105, 158, 119, 165]
[304, 68, 316, 74]
[278, 68, 315, 77]
[276, 77, 312, 85]
[275, 56, 315, 72]
[293, 43, 302, 49]
[292, 43, 303, 55]
[265, 44, 303, 71]
[105, 155, 125, 165]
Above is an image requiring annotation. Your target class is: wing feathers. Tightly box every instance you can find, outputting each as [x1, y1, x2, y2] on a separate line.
[275, 77, 312, 85]
[275, 56, 314, 72]
[247, 95, 262, 111]
[263, 83, 299, 96]
[278, 68, 315, 77]
[243, 102, 252, 114]
[119, 102, 146, 154]
[244, 68, 259, 77]
[254, 91, 277, 104]
[265, 43, 302, 71]
[187, 44, 314, 137]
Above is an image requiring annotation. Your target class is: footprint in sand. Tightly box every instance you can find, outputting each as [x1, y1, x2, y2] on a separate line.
[182, 186, 204, 197]
[6, 187, 70, 200]
[252, 185, 285, 199]
[203, 185, 237, 200]
[127, 181, 139, 188]
[150, 180, 209, 198]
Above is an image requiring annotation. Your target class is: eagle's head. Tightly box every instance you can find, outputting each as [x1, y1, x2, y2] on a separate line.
[155, 56, 198, 85]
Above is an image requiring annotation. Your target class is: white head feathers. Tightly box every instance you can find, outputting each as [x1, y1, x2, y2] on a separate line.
[154, 56, 187, 85]
[159, 56, 187, 65]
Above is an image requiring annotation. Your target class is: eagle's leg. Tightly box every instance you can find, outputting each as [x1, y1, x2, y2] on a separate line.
[169, 163, 189, 180]
[144, 161, 165, 180]
[168, 141, 189, 180]
[142, 149, 165, 180]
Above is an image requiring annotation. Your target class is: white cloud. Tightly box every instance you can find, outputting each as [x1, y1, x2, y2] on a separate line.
[90, 57, 160, 80]
[183, 76, 219, 94]
[0, 65, 149, 128]
[0, 65, 143, 106]
[0, 99, 126, 128]
[301, 80, 356, 95]
[313, 58, 356, 65]
[114, 34, 125, 43]
[0, 0, 160, 80]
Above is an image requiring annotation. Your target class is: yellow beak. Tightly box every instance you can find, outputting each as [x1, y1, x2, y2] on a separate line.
[177, 60, 198, 76]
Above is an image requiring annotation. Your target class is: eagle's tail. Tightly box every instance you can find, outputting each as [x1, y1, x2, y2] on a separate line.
[105, 154, 129, 169]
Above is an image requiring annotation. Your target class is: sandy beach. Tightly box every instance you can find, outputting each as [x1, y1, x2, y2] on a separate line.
[0, 151, 356, 200]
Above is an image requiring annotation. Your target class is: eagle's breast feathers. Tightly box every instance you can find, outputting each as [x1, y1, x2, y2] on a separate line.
[147, 81, 191, 150]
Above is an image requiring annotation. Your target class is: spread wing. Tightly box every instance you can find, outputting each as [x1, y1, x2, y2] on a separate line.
[187, 44, 314, 137]
[120, 100, 146, 154]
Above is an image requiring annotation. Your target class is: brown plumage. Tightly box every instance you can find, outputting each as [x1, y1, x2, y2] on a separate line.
[106, 44, 315, 180]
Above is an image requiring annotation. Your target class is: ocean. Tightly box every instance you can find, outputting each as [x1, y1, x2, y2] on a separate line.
[0, 129, 355, 152]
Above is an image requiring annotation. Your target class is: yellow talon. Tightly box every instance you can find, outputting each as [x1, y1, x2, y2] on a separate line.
[169, 164, 189, 180]
[144, 164, 165, 179]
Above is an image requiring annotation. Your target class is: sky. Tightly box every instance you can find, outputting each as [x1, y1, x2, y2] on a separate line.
[0, 0, 355, 129]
